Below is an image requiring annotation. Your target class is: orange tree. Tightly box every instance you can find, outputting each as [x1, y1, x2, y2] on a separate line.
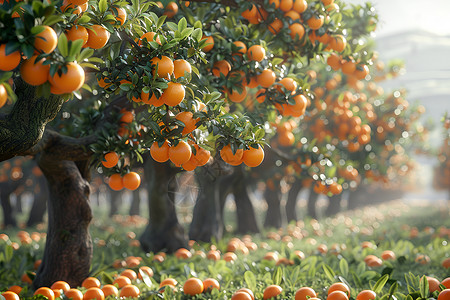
[0, 0, 395, 288]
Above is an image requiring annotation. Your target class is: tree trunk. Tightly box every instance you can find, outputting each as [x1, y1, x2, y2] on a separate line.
[263, 179, 282, 229]
[0, 182, 18, 228]
[233, 168, 260, 234]
[139, 161, 187, 253]
[109, 190, 122, 217]
[285, 178, 302, 223]
[325, 193, 343, 217]
[27, 175, 48, 227]
[347, 185, 364, 210]
[33, 156, 93, 289]
[307, 186, 319, 219]
[129, 189, 141, 216]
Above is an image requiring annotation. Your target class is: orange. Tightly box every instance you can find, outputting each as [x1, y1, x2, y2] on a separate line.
[102, 151, 119, 168]
[119, 285, 140, 298]
[295, 287, 317, 300]
[33, 25, 58, 54]
[119, 110, 134, 123]
[51, 281, 70, 292]
[223, 252, 238, 262]
[49, 62, 85, 93]
[381, 250, 396, 260]
[175, 111, 197, 135]
[145, 93, 165, 107]
[207, 250, 221, 260]
[83, 287, 104, 300]
[278, 131, 295, 146]
[160, 278, 178, 288]
[327, 53, 341, 70]
[212, 60, 231, 77]
[328, 283, 350, 297]
[190, 144, 211, 166]
[277, 77, 298, 93]
[175, 248, 192, 259]
[203, 278, 220, 292]
[341, 60, 356, 75]
[20, 55, 50, 86]
[164, 1, 178, 18]
[161, 82, 185, 106]
[227, 87, 248, 103]
[169, 140, 192, 165]
[328, 291, 349, 300]
[139, 31, 161, 46]
[65, 25, 89, 46]
[220, 144, 244, 166]
[202, 36, 214, 52]
[284, 11, 301, 21]
[442, 258, 450, 269]
[108, 174, 123, 191]
[8, 286, 22, 295]
[233, 41, 247, 56]
[307, 15, 324, 30]
[257, 69, 276, 88]
[354, 64, 369, 80]
[442, 278, 450, 289]
[356, 290, 376, 300]
[322, 0, 334, 5]
[329, 35, 347, 52]
[183, 278, 204, 296]
[293, 0, 307, 13]
[173, 59, 192, 78]
[61, 0, 88, 14]
[427, 276, 441, 293]
[289, 23, 305, 40]
[113, 7, 127, 25]
[256, 88, 266, 103]
[438, 290, 450, 300]
[0, 84, 6, 108]
[123, 172, 141, 190]
[34, 287, 55, 300]
[263, 285, 282, 299]
[241, 5, 257, 20]
[289, 94, 307, 116]
[65, 289, 83, 300]
[2, 292, 19, 300]
[247, 45, 265, 62]
[236, 288, 254, 300]
[279, 0, 293, 12]
[242, 145, 264, 167]
[268, 19, 283, 35]
[0, 44, 21, 71]
[85, 25, 110, 49]
[329, 182, 342, 195]
[232, 291, 253, 300]
[150, 55, 174, 78]
[82, 277, 101, 289]
[138, 266, 154, 279]
[150, 140, 170, 162]
[113, 275, 132, 288]
[101, 285, 118, 297]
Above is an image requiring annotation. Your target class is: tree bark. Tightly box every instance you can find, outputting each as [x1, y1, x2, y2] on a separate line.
[307, 186, 319, 219]
[285, 178, 302, 223]
[233, 167, 260, 234]
[33, 155, 93, 289]
[347, 185, 364, 210]
[0, 181, 20, 228]
[325, 193, 343, 217]
[108, 190, 122, 217]
[263, 179, 282, 229]
[27, 175, 48, 227]
[139, 161, 187, 253]
[129, 189, 141, 216]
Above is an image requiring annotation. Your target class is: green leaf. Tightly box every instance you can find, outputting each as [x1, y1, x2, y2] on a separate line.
[68, 39, 84, 61]
[4, 245, 13, 262]
[323, 264, 336, 281]
[99, 0, 107, 13]
[339, 258, 349, 277]
[0, 72, 13, 82]
[43, 15, 64, 26]
[101, 272, 114, 284]
[254, 128, 265, 140]
[388, 281, 399, 300]
[166, 22, 178, 32]
[419, 276, 429, 298]
[157, 15, 167, 29]
[192, 28, 202, 42]
[178, 17, 187, 32]
[139, 268, 153, 287]
[272, 267, 283, 286]
[373, 274, 389, 294]
[57, 34, 69, 57]
[181, 28, 194, 39]
[272, 57, 284, 65]
[244, 271, 256, 291]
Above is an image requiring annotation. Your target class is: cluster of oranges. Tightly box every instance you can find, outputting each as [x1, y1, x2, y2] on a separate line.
[219, 144, 265, 167]
[150, 140, 210, 171]
[108, 172, 141, 191]
[327, 53, 370, 80]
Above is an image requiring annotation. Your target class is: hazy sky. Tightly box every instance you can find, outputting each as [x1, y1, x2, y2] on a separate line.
[344, 0, 450, 37]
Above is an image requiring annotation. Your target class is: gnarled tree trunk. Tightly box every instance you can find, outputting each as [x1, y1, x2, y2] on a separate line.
[307, 186, 319, 219]
[285, 178, 302, 223]
[33, 156, 93, 289]
[325, 193, 343, 217]
[139, 160, 187, 253]
[233, 167, 260, 234]
[263, 179, 282, 229]
[129, 189, 141, 216]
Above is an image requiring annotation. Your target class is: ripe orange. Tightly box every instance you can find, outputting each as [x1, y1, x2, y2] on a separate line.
[268, 19, 283, 35]
[341, 60, 356, 75]
[175, 111, 197, 135]
[108, 174, 123, 191]
[202, 36, 214, 52]
[257, 69, 276, 88]
[160, 278, 178, 288]
[190, 144, 211, 166]
[173, 59, 192, 78]
[113, 7, 127, 25]
[102, 151, 119, 168]
[236, 288, 254, 300]
[354, 64, 369, 80]
[175, 248, 192, 259]
[85, 25, 110, 49]
[164, 1, 178, 18]
[328, 283, 350, 297]
[49, 62, 85, 94]
[438, 290, 450, 300]
[442, 278, 450, 289]
[19, 55, 49, 86]
[381, 250, 396, 260]
[83, 287, 104, 300]
[295, 287, 317, 300]
[113, 275, 132, 288]
[207, 250, 221, 260]
[183, 278, 204, 296]
[247, 45, 266, 62]
[212, 60, 232, 77]
[278, 131, 295, 146]
[233, 41, 247, 55]
[138, 266, 154, 279]
[119, 285, 140, 298]
[161, 82, 185, 106]
[150, 55, 174, 78]
[293, 0, 307, 13]
[442, 258, 450, 269]
[356, 290, 376, 300]
[223, 252, 238, 262]
[427, 276, 441, 293]
[220, 144, 244, 166]
[0, 44, 21, 71]
[65, 289, 83, 300]
[51, 281, 70, 292]
[34, 287, 55, 300]
[203, 278, 220, 292]
[263, 285, 282, 299]
[82, 277, 101, 289]
[307, 15, 324, 30]
[227, 87, 248, 103]
[0, 84, 7, 108]
[2, 292, 19, 300]
[289, 23, 305, 40]
[277, 77, 298, 93]
[329, 182, 343, 195]
[61, 0, 88, 14]
[34, 25, 58, 54]
[328, 291, 349, 300]
[169, 140, 192, 166]
[322, 0, 334, 5]
[65, 25, 89, 46]
[150, 140, 170, 162]
[329, 35, 347, 52]
[123, 172, 141, 190]
[101, 285, 118, 297]
[8, 286, 22, 295]
[242, 145, 264, 167]
[139, 31, 161, 46]
[279, 0, 293, 12]
[232, 291, 253, 300]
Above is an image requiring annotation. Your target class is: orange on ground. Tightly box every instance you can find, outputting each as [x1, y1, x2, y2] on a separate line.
[65, 289, 83, 300]
[113, 276, 131, 288]
[328, 291, 349, 300]
[183, 278, 204, 296]
[51, 281, 70, 292]
[232, 291, 253, 300]
[356, 290, 376, 300]
[295, 287, 317, 300]
[34, 287, 55, 300]
[101, 285, 118, 297]
[328, 283, 350, 297]
[119, 285, 140, 298]
[83, 287, 104, 300]
[2, 292, 19, 300]
[263, 285, 282, 299]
